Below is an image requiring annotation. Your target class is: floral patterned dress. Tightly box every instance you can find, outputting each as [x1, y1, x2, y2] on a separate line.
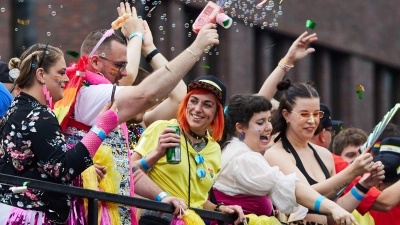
[0, 92, 93, 223]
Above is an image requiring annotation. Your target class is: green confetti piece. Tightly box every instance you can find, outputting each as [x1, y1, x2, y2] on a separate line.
[66, 50, 79, 59]
[306, 20, 316, 29]
[200, 65, 210, 70]
[339, 124, 344, 130]
[23, 181, 29, 186]
[356, 90, 363, 100]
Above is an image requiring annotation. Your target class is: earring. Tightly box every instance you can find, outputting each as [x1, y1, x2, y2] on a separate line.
[238, 132, 245, 141]
[286, 120, 290, 124]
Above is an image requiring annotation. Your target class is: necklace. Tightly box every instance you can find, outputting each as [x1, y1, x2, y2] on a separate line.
[189, 129, 206, 140]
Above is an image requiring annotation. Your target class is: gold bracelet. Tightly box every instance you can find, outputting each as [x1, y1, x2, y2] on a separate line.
[186, 48, 200, 61]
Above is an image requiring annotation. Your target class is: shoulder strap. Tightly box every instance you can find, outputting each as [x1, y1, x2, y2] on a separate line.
[308, 143, 330, 179]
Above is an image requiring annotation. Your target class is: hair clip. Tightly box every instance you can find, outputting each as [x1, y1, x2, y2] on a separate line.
[223, 106, 228, 115]
[9, 68, 20, 79]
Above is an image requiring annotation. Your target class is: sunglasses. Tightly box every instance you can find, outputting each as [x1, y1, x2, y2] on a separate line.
[99, 56, 127, 73]
[194, 153, 206, 179]
[291, 110, 324, 120]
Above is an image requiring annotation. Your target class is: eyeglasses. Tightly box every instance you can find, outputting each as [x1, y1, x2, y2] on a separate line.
[194, 153, 206, 179]
[99, 56, 127, 73]
[325, 127, 336, 136]
[291, 110, 324, 121]
[9, 83, 17, 94]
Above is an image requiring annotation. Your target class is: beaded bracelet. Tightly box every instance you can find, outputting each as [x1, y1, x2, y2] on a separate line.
[214, 202, 224, 212]
[278, 58, 294, 72]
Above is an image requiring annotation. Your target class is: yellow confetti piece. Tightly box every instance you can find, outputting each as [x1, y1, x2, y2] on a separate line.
[17, 19, 30, 25]
[356, 84, 365, 92]
[280, 0, 283, 3]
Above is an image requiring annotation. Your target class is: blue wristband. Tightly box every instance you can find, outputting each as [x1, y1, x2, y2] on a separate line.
[90, 126, 107, 141]
[129, 32, 144, 41]
[350, 187, 365, 201]
[140, 156, 151, 171]
[155, 191, 169, 202]
[314, 195, 326, 212]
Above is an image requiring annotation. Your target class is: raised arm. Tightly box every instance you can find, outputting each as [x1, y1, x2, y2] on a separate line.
[116, 23, 219, 124]
[118, 2, 143, 86]
[258, 32, 317, 100]
[139, 20, 187, 127]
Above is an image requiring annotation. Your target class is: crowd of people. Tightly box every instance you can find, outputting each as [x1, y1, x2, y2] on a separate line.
[0, 2, 399, 225]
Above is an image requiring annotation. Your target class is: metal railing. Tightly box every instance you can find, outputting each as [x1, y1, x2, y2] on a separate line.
[0, 173, 237, 225]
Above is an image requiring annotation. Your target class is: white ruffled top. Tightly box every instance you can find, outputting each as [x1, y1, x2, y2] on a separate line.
[213, 137, 300, 214]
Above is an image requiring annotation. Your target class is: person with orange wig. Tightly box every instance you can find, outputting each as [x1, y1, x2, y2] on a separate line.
[131, 75, 245, 225]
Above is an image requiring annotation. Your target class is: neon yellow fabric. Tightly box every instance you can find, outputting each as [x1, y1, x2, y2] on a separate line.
[246, 214, 282, 225]
[135, 119, 221, 209]
[81, 145, 122, 225]
[351, 210, 375, 225]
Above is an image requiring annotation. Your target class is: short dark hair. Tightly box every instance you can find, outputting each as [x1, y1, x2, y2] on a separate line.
[377, 123, 400, 141]
[80, 29, 126, 56]
[332, 128, 368, 155]
[221, 94, 272, 145]
[271, 79, 319, 136]
[132, 67, 151, 86]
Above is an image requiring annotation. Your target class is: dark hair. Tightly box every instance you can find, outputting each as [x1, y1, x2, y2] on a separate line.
[332, 128, 368, 155]
[377, 123, 400, 141]
[80, 29, 126, 56]
[221, 94, 272, 145]
[271, 79, 320, 135]
[9, 44, 63, 89]
[132, 67, 151, 86]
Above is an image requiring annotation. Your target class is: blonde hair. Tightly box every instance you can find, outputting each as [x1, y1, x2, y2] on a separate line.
[9, 44, 63, 89]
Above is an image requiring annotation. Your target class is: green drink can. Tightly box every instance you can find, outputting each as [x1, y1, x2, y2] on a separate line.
[166, 125, 181, 164]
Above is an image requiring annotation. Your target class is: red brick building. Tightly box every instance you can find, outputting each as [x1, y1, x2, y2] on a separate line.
[1, 0, 399, 132]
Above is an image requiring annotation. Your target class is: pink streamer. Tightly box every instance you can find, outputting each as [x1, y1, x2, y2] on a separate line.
[100, 201, 112, 224]
[89, 29, 115, 58]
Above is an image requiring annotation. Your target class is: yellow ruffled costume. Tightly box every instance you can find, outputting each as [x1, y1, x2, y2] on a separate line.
[81, 145, 122, 225]
[246, 214, 281, 225]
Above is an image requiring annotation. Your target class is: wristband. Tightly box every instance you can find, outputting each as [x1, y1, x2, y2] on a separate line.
[90, 126, 107, 141]
[278, 58, 294, 72]
[129, 32, 144, 41]
[214, 202, 224, 212]
[155, 191, 169, 202]
[186, 48, 200, 61]
[140, 156, 151, 171]
[355, 182, 370, 194]
[145, 49, 160, 63]
[314, 195, 326, 213]
[350, 187, 365, 201]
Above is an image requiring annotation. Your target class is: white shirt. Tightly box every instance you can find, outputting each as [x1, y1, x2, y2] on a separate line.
[213, 137, 300, 214]
[75, 84, 123, 126]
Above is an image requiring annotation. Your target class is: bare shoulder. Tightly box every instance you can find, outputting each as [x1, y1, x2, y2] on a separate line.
[264, 141, 293, 166]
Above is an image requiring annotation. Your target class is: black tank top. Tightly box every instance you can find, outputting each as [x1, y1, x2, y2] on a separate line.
[281, 134, 330, 215]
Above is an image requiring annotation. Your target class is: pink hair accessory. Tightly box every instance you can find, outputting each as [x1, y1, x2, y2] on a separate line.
[43, 85, 54, 109]
[88, 29, 115, 58]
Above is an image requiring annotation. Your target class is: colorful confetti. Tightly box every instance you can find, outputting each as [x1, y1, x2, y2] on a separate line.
[265, 43, 277, 50]
[305, 20, 316, 29]
[17, 19, 30, 25]
[66, 51, 79, 59]
[356, 84, 365, 91]
[356, 90, 363, 100]
[200, 65, 210, 70]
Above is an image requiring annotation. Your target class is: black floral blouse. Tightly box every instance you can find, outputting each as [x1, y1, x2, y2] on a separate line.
[0, 92, 93, 223]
